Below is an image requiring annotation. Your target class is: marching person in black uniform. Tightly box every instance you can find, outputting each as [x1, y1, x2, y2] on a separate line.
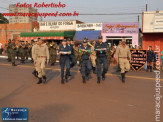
[146, 46, 154, 72]
[79, 39, 92, 83]
[58, 39, 71, 84]
[95, 36, 108, 84]
[67, 38, 77, 72]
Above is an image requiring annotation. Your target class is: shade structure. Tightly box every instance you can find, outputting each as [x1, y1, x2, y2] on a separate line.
[20, 31, 75, 40]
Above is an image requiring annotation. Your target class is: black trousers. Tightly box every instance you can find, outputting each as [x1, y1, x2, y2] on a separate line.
[96, 57, 108, 77]
[60, 56, 70, 78]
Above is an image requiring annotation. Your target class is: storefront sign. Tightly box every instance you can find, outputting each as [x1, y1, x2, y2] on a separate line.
[39, 20, 76, 31]
[76, 23, 102, 31]
[154, 14, 163, 32]
[130, 49, 147, 71]
[102, 22, 139, 33]
[143, 11, 163, 33]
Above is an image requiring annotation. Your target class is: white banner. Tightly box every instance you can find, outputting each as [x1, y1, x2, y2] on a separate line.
[76, 23, 102, 31]
[39, 20, 76, 31]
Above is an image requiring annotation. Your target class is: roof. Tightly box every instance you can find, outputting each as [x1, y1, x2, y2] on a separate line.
[73, 30, 101, 41]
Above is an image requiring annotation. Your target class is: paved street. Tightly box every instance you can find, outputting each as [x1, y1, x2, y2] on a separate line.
[0, 58, 163, 122]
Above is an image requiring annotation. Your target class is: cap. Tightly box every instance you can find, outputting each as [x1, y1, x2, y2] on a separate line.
[67, 38, 71, 41]
[98, 36, 103, 39]
[62, 39, 67, 42]
[84, 37, 88, 40]
[83, 39, 87, 43]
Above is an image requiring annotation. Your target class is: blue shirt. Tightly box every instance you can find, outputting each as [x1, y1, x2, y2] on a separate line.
[58, 44, 70, 57]
[68, 44, 74, 55]
[79, 44, 91, 60]
[95, 42, 107, 57]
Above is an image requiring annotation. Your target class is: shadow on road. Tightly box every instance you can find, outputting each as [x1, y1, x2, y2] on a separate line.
[29, 104, 73, 122]
[46, 70, 60, 84]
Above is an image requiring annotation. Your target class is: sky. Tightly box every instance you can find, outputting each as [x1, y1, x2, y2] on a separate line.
[0, 0, 163, 25]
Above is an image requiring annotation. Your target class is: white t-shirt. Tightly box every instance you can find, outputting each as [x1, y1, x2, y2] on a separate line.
[0, 43, 2, 49]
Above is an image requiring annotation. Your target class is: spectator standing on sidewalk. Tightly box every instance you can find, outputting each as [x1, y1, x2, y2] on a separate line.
[146, 46, 154, 72]
[0, 42, 3, 55]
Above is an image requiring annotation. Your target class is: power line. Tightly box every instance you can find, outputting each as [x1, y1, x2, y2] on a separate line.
[0, 7, 8, 10]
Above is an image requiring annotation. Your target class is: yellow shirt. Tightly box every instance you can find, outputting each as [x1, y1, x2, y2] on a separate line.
[115, 44, 131, 61]
[32, 44, 38, 61]
[35, 44, 49, 61]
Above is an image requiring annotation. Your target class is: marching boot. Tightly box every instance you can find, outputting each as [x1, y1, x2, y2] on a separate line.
[32, 69, 36, 76]
[37, 78, 42, 84]
[65, 75, 68, 82]
[125, 71, 128, 74]
[61, 77, 64, 84]
[51, 63, 54, 66]
[31, 59, 34, 63]
[102, 73, 106, 81]
[97, 77, 101, 84]
[43, 76, 47, 84]
[150, 66, 152, 72]
[146, 66, 149, 72]
[12, 63, 17, 66]
[32, 70, 38, 78]
[82, 76, 86, 83]
[93, 67, 96, 74]
[121, 73, 125, 83]
[86, 73, 89, 80]
[35, 71, 38, 77]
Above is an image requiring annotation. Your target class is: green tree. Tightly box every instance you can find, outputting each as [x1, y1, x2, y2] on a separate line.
[0, 13, 9, 24]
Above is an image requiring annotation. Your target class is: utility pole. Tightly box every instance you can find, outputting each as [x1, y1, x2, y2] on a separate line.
[146, 4, 148, 11]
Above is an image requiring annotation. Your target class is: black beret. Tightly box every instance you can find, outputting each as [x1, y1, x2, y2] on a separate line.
[83, 39, 87, 43]
[67, 38, 71, 41]
[98, 36, 103, 39]
[84, 37, 88, 40]
[62, 39, 67, 42]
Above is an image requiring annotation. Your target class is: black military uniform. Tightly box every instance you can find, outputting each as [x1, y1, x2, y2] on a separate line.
[79, 39, 92, 83]
[67, 38, 77, 75]
[95, 36, 108, 83]
[58, 39, 71, 84]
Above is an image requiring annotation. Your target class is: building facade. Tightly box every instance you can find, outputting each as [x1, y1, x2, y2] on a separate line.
[102, 22, 139, 47]
[142, 10, 163, 52]
[9, 4, 37, 23]
[0, 22, 39, 46]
